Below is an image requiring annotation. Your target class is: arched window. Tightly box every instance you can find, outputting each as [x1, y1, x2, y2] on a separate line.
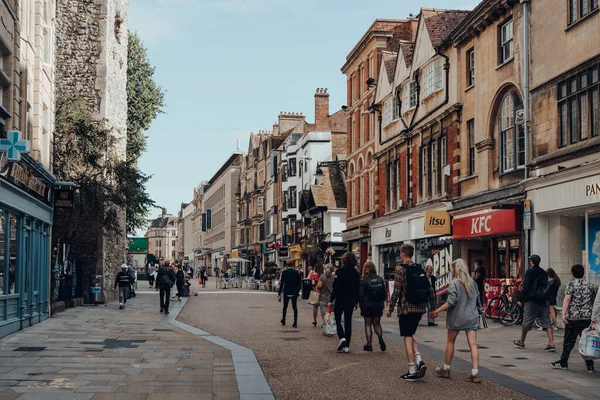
[498, 92, 524, 173]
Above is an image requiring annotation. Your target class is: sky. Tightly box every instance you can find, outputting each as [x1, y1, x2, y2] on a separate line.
[130, 0, 480, 224]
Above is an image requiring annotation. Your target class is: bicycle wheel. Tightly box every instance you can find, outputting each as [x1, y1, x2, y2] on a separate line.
[486, 296, 503, 322]
[500, 302, 522, 326]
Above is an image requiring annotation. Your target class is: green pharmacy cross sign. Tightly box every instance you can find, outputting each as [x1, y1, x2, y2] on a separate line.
[0, 131, 30, 162]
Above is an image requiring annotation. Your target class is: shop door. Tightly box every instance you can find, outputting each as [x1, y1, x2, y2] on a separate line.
[22, 226, 32, 317]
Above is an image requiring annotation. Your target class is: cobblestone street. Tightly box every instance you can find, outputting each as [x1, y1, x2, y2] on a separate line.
[177, 287, 574, 400]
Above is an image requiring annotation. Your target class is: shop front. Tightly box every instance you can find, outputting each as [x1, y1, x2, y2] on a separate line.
[527, 164, 600, 287]
[342, 225, 370, 270]
[0, 152, 55, 339]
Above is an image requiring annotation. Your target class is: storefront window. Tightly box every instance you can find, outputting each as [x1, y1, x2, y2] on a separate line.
[496, 237, 522, 279]
[0, 210, 4, 295]
[9, 215, 17, 294]
[380, 243, 403, 280]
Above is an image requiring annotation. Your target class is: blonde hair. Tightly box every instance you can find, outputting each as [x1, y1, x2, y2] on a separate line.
[451, 258, 475, 297]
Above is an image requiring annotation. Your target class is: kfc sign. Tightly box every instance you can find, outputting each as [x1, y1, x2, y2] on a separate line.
[452, 208, 520, 239]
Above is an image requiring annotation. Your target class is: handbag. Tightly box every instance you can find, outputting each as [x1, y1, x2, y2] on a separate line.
[322, 306, 336, 337]
[308, 289, 320, 305]
[477, 295, 488, 330]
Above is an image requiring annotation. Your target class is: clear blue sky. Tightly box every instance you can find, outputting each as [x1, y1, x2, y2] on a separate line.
[130, 0, 480, 224]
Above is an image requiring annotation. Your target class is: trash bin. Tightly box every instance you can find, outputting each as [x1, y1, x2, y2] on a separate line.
[90, 284, 104, 305]
[302, 278, 312, 300]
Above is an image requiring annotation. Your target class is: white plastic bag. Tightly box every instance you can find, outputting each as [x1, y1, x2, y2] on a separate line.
[322, 309, 336, 337]
[579, 322, 600, 361]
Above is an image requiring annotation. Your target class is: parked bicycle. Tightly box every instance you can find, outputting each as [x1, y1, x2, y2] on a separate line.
[485, 282, 523, 326]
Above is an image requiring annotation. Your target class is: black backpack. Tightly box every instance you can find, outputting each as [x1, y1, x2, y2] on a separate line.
[530, 273, 550, 302]
[158, 269, 175, 289]
[367, 276, 387, 302]
[404, 264, 431, 304]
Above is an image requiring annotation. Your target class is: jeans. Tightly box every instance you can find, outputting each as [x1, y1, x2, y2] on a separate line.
[335, 304, 355, 346]
[160, 288, 171, 311]
[282, 296, 298, 324]
[561, 319, 594, 367]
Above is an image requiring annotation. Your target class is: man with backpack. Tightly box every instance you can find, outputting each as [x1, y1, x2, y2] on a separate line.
[114, 264, 133, 310]
[156, 263, 175, 314]
[386, 244, 436, 381]
[513, 254, 555, 351]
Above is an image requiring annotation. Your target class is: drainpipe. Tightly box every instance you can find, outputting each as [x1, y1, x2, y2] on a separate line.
[521, 0, 530, 180]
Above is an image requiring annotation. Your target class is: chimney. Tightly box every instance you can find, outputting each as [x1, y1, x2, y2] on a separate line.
[314, 88, 330, 130]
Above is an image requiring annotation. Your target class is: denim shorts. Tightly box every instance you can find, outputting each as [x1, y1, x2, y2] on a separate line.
[465, 326, 479, 332]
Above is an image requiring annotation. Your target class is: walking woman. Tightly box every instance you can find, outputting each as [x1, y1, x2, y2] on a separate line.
[359, 261, 387, 352]
[310, 264, 323, 326]
[175, 265, 185, 301]
[317, 265, 335, 325]
[429, 258, 482, 383]
[545, 268, 561, 330]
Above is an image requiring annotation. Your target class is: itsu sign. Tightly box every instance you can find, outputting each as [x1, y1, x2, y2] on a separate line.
[452, 208, 521, 239]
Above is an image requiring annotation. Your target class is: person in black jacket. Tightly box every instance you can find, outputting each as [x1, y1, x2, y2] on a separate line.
[425, 262, 438, 327]
[513, 254, 555, 351]
[359, 260, 386, 352]
[156, 263, 175, 314]
[175, 266, 185, 301]
[278, 259, 301, 327]
[114, 264, 132, 310]
[329, 252, 361, 353]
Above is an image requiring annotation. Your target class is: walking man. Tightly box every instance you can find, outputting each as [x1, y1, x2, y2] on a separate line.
[279, 259, 301, 328]
[328, 252, 361, 353]
[551, 264, 596, 372]
[114, 264, 132, 310]
[157, 263, 175, 314]
[513, 255, 555, 351]
[386, 243, 436, 381]
[425, 262, 438, 327]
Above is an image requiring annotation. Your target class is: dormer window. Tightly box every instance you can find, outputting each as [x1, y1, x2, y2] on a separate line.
[383, 96, 400, 126]
[422, 60, 443, 98]
[402, 82, 418, 113]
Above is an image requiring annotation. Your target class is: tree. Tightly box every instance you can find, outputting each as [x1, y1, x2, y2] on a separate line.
[125, 32, 165, 233]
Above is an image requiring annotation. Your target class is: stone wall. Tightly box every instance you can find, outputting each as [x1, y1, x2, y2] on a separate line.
[56, 0, 129, 299]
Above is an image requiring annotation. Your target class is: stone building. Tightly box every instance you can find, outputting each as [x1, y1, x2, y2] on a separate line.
[341, 19, 416, 269]
[177, 202, 194, 263]
[370, 9, 468, 284]
[145, 208, 178, 262]
[54, 0, 129, 300]
[191, 182, 208, 270]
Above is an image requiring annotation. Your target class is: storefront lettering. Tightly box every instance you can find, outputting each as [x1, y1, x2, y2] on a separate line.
[427, 244, 453, 295]
[586, 183, 600, 197]
[471, 215, 492, 234]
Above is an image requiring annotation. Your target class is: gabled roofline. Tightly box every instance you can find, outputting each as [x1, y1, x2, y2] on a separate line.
[208, 153, 243, 185]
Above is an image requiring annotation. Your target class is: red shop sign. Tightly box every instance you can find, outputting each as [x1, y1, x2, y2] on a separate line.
[452, 208, 520, 239]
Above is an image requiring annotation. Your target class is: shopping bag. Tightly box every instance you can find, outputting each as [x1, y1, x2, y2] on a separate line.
[479, 314, 488, 330]
[579, 322, 600, 361]
[307, 290, 320, 305]
[322, 308, 336, 337]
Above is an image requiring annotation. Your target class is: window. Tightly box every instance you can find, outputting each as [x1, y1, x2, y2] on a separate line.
[289, 187, 297, 209]
[42, 25, 52, 65]
[171, 251, 175, 258]
[288, 158, 296, 176]
[499, 92, 525, 172]
[206, 209, 212, 229]
[257, 197, 264, 214]
[282, 164, 288, 182]
[159, 240, 162, 247]
[570, 0, 598, 24]
[421, 146, 428, 199]
[172, 240, 175, 247]
[383, 96, 399, 126]
[410, 81, 418, 109]
[468, 119, 476, 175]
[499, 19, 514, 64]
[402, 84, 410, 113]
[282, 192, 288, 212]
[387, 159, 400, 210]
[422, 60, 444, 98]
[441, 135, 447, 194]
[467, 49, 475, 87]
[431, 141, 438, 198]
[559, 66, 600, 146]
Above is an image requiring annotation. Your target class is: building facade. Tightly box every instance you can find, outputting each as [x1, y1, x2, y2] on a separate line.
[191, 182, 207, 270]
[146, 209, 178, 262]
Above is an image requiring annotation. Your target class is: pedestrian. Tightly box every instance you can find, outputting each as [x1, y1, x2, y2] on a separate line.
[278, 259, 301, 328]
[359, 260, 387, 352]
[544, 268, 561, 331]
[328, 252, 361, 353]
[594, 287, 600, 323]
[152, 267, 159, 291]
[127, 263, 136, 298]
[317, 265, 335, 326]
[148, 266, 155, 288]
[386, 243, 436, 381]
[201, 267, 208, 288]
[425, 261, 438, 327]
[310, 264, 322, 327]
[114, 264, 132, 310]
[513, 254, 556, 352]
[430, 259, 482, 383]
[157, 263, 175, 314]
[473, 259, 486, 306]
[551, 264, 596, 372]
[175, 265, 185, 301]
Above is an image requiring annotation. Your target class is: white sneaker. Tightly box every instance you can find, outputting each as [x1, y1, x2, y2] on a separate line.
[343, 347, 350, 353]
[337, 338, 347, 353]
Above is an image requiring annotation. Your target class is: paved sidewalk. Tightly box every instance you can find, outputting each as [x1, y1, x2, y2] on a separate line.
[0, 292, 241, 400]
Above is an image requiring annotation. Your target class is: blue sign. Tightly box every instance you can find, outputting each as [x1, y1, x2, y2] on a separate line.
[0, 131, 30, 162]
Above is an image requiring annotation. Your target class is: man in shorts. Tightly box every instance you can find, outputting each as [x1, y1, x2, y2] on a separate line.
[386, 244, 436, 381]
[114, 264, 132, 310]
[513, 255, 555, 351]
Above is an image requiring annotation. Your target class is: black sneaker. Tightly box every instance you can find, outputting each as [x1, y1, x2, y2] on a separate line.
[337, 338, 347, 352]
[160, 309, 164, 313]
[550, 360, 568, 370]
[281, 319, 286, 326]
[165, 310, 169, 315]
[119, 305, 123, 310]
[363, 344, 373, 352]
[544, 345, 556, 352]
[586, 363, 595, 373]
[400, 372, 420, 382]
[513, 340, 525, 349]
[379, 337, 386, 352]
[416, 361, 427, 378]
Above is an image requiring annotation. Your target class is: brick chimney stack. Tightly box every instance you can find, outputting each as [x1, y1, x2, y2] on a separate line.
[315, 88, 330, 130]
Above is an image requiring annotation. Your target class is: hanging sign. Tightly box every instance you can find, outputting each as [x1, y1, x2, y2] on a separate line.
[424, 210, 451, 235]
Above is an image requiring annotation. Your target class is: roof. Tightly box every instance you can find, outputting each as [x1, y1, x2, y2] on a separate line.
[149, 216, 178, 229]
[208, 153, 243, 185]
[421, 8, 471, 49]
[399, 42, 415, 67]
[382, 51, 397, 84]
[310, 167, 347, 210]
